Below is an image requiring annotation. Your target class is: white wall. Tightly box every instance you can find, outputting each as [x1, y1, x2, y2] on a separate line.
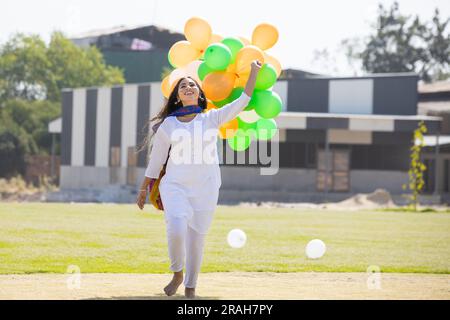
[329, 79, 373, 114]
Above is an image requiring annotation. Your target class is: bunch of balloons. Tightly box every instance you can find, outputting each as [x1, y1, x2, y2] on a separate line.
[161, 17, 282, 151]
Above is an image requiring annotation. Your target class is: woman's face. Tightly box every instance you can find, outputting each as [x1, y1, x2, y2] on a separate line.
[177, 78, 200, 106]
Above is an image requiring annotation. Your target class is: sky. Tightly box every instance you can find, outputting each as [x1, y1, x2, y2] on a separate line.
[1, 0, 449, 75]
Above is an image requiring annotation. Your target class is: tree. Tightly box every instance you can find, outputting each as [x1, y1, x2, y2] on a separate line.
[1, 99, 60, 154]
[344, 2, 449, 82]
[0, 32, 125, 178]
[0, 112, 38, 178]
[402, 121, 427, 211]
[45, 32, 124, 102]
[0, 32, 125, 103]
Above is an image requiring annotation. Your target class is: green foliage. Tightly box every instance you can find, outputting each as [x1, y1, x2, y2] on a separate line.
[45, 32, 124, 101]
[402, 121, 428, 211]
[0, 114, 37, 178]
[3, 99, 60, 151]
[343, 2, 449, 82]
[0, 32, 125, 103]
[0, 32, 125, 177]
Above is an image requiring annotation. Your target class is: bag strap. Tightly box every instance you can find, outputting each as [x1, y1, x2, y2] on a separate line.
[164, 146, 171, 166]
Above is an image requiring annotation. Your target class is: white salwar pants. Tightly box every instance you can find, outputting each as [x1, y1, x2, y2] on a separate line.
[165, 215, 206, 288]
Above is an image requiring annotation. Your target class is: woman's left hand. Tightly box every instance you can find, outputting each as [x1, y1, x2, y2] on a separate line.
[251, 60, 262, 73]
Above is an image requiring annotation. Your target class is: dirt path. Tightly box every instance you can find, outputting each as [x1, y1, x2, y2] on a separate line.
[0, 272, 449, 300]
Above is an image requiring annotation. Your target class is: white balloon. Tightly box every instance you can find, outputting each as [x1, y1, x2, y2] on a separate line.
[184, 60, 203, 85]
[227, 229, 247, 249]
[238, 109, 260, 123]
[169, 68, 186, 87]
[169, 60, 203, 88]
[305, 239, 326, 259]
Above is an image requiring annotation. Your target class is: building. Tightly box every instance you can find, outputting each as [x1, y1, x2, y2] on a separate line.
[70, 25, 184, 83]
[418, 81, 450, 200]
[53, 72, 448, 204]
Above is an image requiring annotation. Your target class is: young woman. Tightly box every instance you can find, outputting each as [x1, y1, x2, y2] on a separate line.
[137, 60, 262, 299]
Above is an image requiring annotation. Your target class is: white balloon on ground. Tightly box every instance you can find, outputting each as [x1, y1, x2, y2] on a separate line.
[227, 229, 247, 248]
[238, 109, 260, 123]
[305, 239, 326, 259]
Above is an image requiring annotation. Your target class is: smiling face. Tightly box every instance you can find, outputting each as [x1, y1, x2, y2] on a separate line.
[177, 77, 200, 106]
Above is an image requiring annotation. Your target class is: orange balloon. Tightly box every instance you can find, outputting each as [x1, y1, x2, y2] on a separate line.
[264, 53, 282, 77]
[168, 40, 201, 68]
[235, 45, 265, 75]
[226, 62, 237, 74]
[209, 34, 223, 44]
[202, 72, 236, 101]
[252, 23, 279, 50]
[235, 72, 250, 87]
[184, 17, 212, 51]
[219, 118, 238, 139]
[161, 75, 171, 98]
[206, 100, 218, 112]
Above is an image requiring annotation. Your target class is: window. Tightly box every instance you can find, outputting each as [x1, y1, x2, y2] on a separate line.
[350, 145, 409, 171]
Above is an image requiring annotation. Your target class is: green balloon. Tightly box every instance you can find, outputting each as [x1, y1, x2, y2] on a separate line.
[227, 129, 252, 151]
[256, 118, 278, 140]
[213, 87, 244, 107]
[213, 97, 229, 107]
[253, 90, 282, 119]
[221, 37, 244, 64]
[229, 87, 245, 107]
[237, 117, 256, 130]
[168, 52, 175, 68]
[204, 43, 231, 71]
[255, 63, 278, 90]
[198, 62, 213, 81]
[237, 117, 257, 139]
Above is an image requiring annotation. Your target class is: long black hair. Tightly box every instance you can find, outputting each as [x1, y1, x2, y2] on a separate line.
[136, 76, 208, 154]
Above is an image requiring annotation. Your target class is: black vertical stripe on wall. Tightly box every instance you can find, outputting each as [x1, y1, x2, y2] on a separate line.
[136, 85, 151, 168]
[109, 87, 123, 166]
[286, 129, 326, 143]
[61, 91, 73, 165]
[394, 119, 440, 134]
[287, 79, 329, 113]
[372, 76, 418, 115]
[372, 132, 412, 145]
[84, 89, 97, 166]
[306, 117, 349, 130]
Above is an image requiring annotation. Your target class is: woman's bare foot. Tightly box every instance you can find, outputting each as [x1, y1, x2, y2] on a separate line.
[185, 287, 195, 299]
[164, 271, 183, 296]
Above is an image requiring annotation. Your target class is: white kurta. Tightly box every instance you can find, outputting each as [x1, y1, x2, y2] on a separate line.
[145, 92, 251, 234]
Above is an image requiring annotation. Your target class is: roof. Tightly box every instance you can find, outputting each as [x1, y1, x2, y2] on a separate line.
[70, 24, 177, 39]
[278, 111, 442, 121]
[276, 111, 442, 133]
[419, 135, 450, 147]
[70, 24, 185, 51]
[419, 80, 450, 94]
[301, 72, 419, 81]
[418, 101, 450, 115]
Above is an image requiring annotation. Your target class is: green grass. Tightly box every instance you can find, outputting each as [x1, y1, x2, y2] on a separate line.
[0, 202, 449, 274]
